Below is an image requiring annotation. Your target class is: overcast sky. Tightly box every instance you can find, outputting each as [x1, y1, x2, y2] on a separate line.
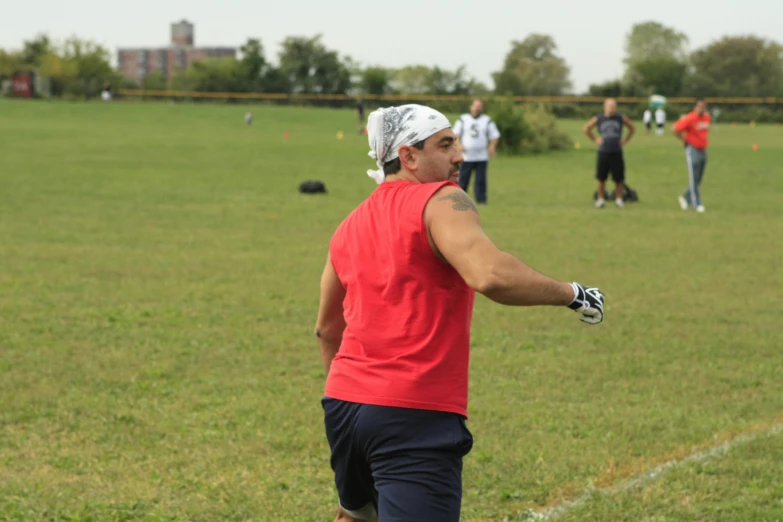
[3, 0, 780, 93]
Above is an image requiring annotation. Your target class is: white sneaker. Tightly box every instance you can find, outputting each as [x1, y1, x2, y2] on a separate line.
[678, 196, 688, 210]
[615, 198, 625, 208]
[595, 198, 605, 209]
[696, 205, 705, 213]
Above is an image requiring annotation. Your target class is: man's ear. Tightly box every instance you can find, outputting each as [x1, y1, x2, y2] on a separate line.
[398, 145, 418, 172]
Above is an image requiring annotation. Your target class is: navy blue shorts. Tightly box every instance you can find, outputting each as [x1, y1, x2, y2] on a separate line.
[322, 397, 474, 522]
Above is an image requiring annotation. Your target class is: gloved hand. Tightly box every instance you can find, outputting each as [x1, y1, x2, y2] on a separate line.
[567, 282, 605, 325]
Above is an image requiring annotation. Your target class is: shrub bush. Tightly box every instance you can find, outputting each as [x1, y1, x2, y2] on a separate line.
[486, 97, 532, 155]
[519, 103, 573, 153]
[488, 98, 571, 155]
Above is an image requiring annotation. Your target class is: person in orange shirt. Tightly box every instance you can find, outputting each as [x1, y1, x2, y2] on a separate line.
[673, 99, 712, 213]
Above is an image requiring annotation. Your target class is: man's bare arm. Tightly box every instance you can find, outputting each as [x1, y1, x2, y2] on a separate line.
[424, 187, 575, 306]
[673, 127, 688, 144]
[621, 116, 636, 145]
[488, 138, 499, 157]
[583, 116, 600, 143]
[673, 124, 688, 144]
[672, 114, 692, 144]
[314, 253, 346, 373]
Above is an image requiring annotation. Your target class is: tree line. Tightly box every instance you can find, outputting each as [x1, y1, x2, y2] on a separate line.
[588, 22, 783, 99]
[1, 21, 782, 100]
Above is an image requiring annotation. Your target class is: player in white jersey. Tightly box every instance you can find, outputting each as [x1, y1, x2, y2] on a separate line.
[453, 99, 501, 204]
[643, 109, 652, 135]
[655, 108, 666, 136]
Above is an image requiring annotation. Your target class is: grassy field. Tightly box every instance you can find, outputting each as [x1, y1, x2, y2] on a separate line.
[1, 99, 782, 522]
[563, 423, 783, 521]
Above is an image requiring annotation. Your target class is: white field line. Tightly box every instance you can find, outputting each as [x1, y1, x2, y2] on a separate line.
[525, 422, 783, 521]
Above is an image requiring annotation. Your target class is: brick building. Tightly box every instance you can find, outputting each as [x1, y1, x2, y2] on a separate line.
[118, 20, 236, 86]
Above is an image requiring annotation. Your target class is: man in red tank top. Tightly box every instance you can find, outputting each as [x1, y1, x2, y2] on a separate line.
[315, 104, 606, 522]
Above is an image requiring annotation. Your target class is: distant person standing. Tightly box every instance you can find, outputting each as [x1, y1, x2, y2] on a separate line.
[655, 107, 666, 136]
[710, 106, 721, 127]
[101, 82, 112, 101]
[674, 99, 712, 213]
[583, 98, 635, 209]
[356, 98, 365, 135]
[643, 108, 652, 135]
[453, 99, 500, 205]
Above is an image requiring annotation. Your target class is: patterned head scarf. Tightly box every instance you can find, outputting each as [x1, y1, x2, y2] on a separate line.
[366, 104, 452, 184]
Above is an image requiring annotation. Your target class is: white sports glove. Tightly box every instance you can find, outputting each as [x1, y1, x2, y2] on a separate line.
[567, 282, 605, 325]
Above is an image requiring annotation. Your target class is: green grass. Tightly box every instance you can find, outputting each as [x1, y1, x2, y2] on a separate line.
[1, 99, 782, 522]
[559, 425, 783, 521]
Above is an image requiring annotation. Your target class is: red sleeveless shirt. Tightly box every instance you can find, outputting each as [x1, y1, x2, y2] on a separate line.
[325, 180, 475, 417]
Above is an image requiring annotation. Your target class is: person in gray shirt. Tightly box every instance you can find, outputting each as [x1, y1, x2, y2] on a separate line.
[583, 98, 636, 209]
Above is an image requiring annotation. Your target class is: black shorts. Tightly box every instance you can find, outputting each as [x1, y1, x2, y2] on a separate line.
[657, 122, 664, 129]
[645, 122, 652, 129]
[596, 152, 625, 183]
[322, 397, 473, 521]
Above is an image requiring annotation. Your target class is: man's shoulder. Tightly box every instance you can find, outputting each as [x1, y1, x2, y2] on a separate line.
[329, 193, 377, 245]
[423, 180, 461, 202]
[423, 181, 463, 204]
[424, 182, 478, 217]
[362, 180, 455, 210]
[335, 191, 376, 223]
[673, 112, 694, 129]
[331, 204, 359, 231]
[429, 180, 461, 194]
[332, 181, 462, 235]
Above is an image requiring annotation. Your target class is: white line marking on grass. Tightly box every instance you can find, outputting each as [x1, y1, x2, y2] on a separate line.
[526, 422, 783, 521]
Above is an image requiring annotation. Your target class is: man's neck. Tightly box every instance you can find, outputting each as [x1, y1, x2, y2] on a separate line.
[384, 171, 421, 184]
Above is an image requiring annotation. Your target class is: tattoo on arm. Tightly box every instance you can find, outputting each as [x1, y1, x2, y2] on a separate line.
[437, 190, 478, 213]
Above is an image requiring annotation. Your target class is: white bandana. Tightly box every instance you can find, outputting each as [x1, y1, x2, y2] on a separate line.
[366, 104, 451, 184]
